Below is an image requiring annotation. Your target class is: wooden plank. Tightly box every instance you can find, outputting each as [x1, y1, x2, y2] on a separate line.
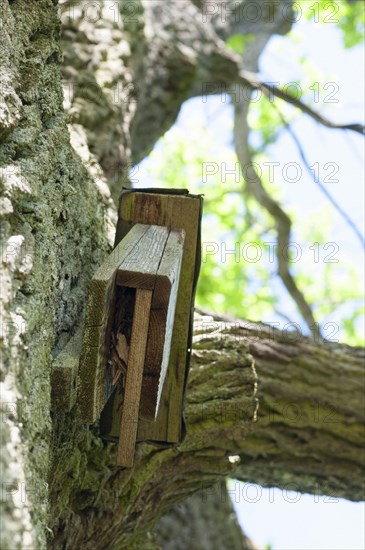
[51, 325, 84, 412]
[115, 191, 202, 443]
[117, 225, 169, 289]
[116, 288, 153, 467]
[106, 226, 184, 421]
[111, 225, 171, 420]
[78, 223, 157, 423]
[139, 228, 185, 418]
[84, 224, 149, 327]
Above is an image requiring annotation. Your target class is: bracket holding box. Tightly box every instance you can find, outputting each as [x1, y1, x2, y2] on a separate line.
[51, 189, 202, 468]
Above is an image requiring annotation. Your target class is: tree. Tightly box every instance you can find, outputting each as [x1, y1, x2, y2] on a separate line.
[0, 1, 364, 548]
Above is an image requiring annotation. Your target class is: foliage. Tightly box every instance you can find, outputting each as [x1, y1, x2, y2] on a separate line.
[300, 0, 365, 48]
[225, 33, 254, 55]
[138, 119, 363, 344]
[135, 1, 364, 344]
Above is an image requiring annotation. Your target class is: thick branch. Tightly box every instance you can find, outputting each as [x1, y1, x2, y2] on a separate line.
[48, 313, 365, 549]
[195, 311, 365, 502]
[59, 0, 364, 199]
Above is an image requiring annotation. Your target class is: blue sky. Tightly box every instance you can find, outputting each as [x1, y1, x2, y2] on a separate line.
[230, 483, 365, 550]
[137, 15, 364, 550]
[138, 16, 364, 341]
[231, 21, 364, 549]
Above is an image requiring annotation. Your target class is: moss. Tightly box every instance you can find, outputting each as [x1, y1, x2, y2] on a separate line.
[1, 1, 111, 547]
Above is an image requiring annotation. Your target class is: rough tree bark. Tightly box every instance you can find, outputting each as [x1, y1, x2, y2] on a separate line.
[0, 1, 364, 549]
[155, 482, 257, 550]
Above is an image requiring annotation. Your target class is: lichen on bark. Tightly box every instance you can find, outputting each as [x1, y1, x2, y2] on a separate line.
[1, 1, 112, 547]
[1, 1, 364, 549]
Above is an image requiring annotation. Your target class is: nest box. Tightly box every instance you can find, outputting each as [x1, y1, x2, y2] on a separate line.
[51, 188, 202, 467]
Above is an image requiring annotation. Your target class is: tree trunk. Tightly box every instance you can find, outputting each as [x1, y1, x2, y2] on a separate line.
[1, 1, 363, 549]
[155, 483, 257, 550]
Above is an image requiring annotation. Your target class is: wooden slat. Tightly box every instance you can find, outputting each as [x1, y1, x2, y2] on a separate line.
[77, 223, 162, 424]
[139, 228, 185, 418]
[117, 225, 169, 289]
[86, 224, 149, 327]
[116, 288, 153, 467]
[51, 325, 84, 412]
[115, 191, 202, 442]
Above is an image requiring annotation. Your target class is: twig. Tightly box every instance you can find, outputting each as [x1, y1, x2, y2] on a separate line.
[272, 106, 365, 249]
[239, 69, 365, 136]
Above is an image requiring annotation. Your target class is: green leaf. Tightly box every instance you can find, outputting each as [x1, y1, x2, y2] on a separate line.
[225, 33, 254, 55]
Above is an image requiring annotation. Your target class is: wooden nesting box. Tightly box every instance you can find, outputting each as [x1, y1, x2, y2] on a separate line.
[77, 224, 184, 422]
[75, 188, 203, 467]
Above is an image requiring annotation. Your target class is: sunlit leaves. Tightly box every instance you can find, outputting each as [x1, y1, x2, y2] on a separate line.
[300, 0, 365, 48]
[291, 208, 364, 344]
[140, 123, 275, 320]
[139, 117, 363, 344]
[226, 33, 254, 55]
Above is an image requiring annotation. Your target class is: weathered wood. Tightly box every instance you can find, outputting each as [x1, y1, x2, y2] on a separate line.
[77, 224, 155, 423]
[105, 224, 185, 456]
[140, 228, 185, 418]
[117, 288, 153, 467]
[116, 225, 170, 289]
[115, 190, 202, 443]
[51, 325, 84, 412]
[115, 225, 182, 421]
[78, 221, 182, 426]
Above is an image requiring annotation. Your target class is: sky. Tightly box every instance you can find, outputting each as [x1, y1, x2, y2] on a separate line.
[230, 21, 364, 549]
[230, 483, 365, 550]
[137, 19, 365, 339]
[137, 14, 364, 550]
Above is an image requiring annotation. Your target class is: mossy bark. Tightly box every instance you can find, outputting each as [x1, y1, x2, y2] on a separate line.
[194, 312, 365, 502]
[1, 1, 109, 548]
[1, 1, 363, 549]
[155, 483, 257, 550]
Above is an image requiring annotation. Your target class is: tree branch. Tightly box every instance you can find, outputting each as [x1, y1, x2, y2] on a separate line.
[192, 311, 365, 502]
[233, 98, 321, 337]
[49, 313, 364, 548]
[272, 105, 365, 249]
[239, 69, 365, 136]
